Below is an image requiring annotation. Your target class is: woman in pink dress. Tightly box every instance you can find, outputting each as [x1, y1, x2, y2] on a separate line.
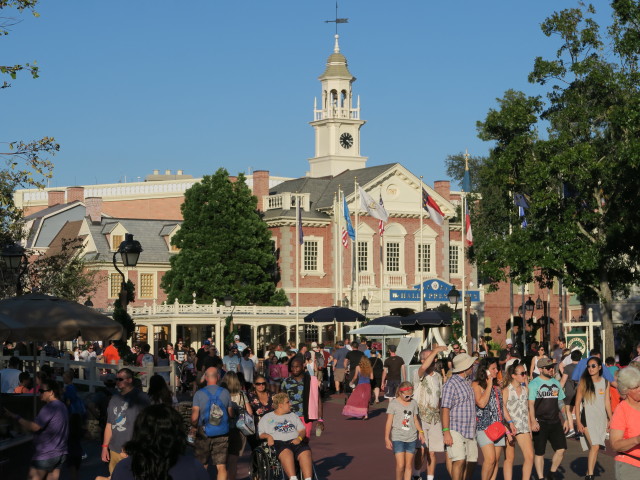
[342, 357, 373, 420]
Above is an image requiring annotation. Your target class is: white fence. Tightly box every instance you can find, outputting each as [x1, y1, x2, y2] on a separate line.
[0, 354, 176, 393]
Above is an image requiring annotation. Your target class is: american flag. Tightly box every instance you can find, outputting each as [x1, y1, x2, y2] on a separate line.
[341, 227, 349, 248]
[378, 194, 385, 236]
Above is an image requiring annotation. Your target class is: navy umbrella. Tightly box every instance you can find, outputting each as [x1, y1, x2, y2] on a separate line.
[367, 315, 404, 328]
[400, 310, 452, 327]
[303, 306, 366, 323]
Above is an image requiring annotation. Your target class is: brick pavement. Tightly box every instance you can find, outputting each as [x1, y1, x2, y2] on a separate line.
[72, 394, 616, 479]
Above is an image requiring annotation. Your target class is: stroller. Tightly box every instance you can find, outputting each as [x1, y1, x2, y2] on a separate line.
[177, 361, 196, 393]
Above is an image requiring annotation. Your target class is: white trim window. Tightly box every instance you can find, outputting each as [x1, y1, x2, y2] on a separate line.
[386, 242, 401, 272]
[302, 236, 324, 275]
[357, 241, 370, 272]
[383, 223, 406, 274]
[109, 272, 123, 298]
[417, 243, 434, 274]
[139, 272, 155, 299]
[449, 243, 461, 276]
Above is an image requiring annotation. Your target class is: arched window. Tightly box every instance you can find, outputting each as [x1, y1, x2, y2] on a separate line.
[341, 90, 347, 107]
[330, 90, 338, 107]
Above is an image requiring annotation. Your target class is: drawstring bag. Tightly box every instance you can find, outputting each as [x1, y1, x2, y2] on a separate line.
[484, 386, 508, 442]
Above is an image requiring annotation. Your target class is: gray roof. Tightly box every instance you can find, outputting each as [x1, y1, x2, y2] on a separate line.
[26, 203, 86, 248]
[84, 217, 182, 265]
[319, 52, 354, 80]
[264, 163, 398, 222]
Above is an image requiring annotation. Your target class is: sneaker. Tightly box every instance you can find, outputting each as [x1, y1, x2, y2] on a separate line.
[565, 429, 576, 438]
[545, 472, 557, 480]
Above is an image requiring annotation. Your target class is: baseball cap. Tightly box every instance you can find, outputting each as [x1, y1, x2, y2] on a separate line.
[388, 345, 397, 352]
[311, 342, 318, 348]
[537, 357, 556, 369]
[234, 335, 240, 340]
[203, 340, 211, 345]
[505, 338, 513, 345]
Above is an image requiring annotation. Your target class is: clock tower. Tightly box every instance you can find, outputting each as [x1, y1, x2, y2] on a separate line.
[309, 35, 367, 178]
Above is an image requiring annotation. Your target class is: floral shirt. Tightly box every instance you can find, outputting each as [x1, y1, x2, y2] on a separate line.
[281, 376, 304, 416]
[248, 391, 274, 420]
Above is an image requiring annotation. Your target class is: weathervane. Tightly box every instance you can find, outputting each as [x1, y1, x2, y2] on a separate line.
[325, 1, 348, 35]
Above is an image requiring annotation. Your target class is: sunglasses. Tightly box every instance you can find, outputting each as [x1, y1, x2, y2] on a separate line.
[402, 394, 413, 399]
[115, 377, 129, 382]
[587, 364, 599, 368]
[39, 388, 51, 393]
[254, 382, 267, 386]
[514, 372, 526, 376]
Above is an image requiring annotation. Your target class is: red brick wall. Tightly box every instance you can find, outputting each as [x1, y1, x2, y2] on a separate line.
[252, 171, 270, 211]
[48, 191, 65, 207]
[100, 197, 184, 220]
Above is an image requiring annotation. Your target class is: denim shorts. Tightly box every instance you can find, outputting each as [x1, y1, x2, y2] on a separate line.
[392, 440, 417, 454]
[476, 429, 506, 447]
[31, 455, 67, 472]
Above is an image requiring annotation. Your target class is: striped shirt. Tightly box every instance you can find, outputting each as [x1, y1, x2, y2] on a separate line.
[441, 374, 477, 439]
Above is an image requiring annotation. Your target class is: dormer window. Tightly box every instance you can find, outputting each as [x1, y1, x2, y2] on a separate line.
[102, 222, 129, 252]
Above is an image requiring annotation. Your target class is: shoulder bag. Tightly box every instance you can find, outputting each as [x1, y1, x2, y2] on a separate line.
[235, 393, 256, 436]
[484, 386, 508, 442]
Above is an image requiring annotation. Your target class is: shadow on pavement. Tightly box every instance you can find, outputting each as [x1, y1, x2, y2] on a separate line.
[314, 452, 354, 477]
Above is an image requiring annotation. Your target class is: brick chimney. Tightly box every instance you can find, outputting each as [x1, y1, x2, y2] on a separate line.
[67, 186, 84, 203]
[48, 190, 65, 207]
[85, 197, 103, 224]
[252, 170, 270, 211]
[433, 181, 451, 202]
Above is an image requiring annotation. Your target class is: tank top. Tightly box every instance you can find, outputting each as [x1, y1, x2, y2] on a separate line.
[476, 384, 502, 431]
[357, 374, 370, 385]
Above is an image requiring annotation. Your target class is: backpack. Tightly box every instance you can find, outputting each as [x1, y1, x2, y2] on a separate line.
[315, 351, 326, 369]
[199, 387, 229, 437]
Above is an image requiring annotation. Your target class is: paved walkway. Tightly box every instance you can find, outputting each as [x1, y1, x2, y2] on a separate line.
[74, 393, 615, 479]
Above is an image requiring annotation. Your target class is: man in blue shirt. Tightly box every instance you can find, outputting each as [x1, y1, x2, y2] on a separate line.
[571, 348, 616, 385]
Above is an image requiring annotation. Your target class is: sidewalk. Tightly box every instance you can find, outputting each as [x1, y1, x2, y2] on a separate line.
[74, 394, 615, 479]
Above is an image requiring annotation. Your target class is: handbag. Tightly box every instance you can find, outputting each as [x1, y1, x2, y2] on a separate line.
[483, 386, 508, 442]
[235, 394, 256, 436]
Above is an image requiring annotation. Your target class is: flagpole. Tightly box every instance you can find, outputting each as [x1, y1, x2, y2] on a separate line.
[354, 177, 359, 314]
[333, 192, 339, 305]
[461, 191, 469, 352]
[379, 186, 384, 317]
[295, 192, 300, 346]
[338, 186, 344, 341]
[420, 176, 425, 312]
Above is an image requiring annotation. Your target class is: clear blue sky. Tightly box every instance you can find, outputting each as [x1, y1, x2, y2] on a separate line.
[1, 1, 613, 190]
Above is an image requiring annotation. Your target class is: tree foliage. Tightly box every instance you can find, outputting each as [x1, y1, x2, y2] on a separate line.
[161, 168, 286, 305]
[471, 1, 640, 355]
[444, 152, 485, 192]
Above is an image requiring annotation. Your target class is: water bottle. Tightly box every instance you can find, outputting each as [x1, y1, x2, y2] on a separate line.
[316, 424, 322, 437]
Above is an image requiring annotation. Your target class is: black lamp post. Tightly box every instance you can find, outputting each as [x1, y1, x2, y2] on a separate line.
[2, 243, 27, 295]
[342, 295, 349, 308]
[112, 233, 143, 308]
[224, 295, 236, 344]
[360, 296, 369, 319]
[535, 295, 543, 311]
[448, 286, 460, 311]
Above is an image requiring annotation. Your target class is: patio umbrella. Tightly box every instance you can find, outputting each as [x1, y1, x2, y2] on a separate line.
[349, 324, 407, 336]
[0, 293, 124, 342]
[367, 315, 403, 328]
[400, 310, 452, 327]
[303, 306, 366, 323]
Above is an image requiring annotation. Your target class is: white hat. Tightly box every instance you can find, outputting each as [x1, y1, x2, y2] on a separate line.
[311, 342, 318, 348]
[452, 353, 476, 373]
[505, 338, 513, 345]
[234, 335, 240, 340]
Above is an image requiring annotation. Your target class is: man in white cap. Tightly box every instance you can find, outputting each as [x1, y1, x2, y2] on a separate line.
[441, 353, 477, 480]
[233, 335, 247, 352]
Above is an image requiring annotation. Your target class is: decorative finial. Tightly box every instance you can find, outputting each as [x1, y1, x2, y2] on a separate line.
[334, 34, 340, 53]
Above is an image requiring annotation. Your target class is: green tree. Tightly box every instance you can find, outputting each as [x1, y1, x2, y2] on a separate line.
[161, 168, 285, 305]
[444, 152, 484, 192]
[1, 1, 57, 246]
[471, 2, 640, 356]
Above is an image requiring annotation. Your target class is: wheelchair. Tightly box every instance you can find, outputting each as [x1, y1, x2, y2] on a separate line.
[250, 442, 319, 480]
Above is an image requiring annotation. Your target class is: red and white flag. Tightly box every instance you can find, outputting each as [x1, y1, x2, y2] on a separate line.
[341, 227, 349, 248]
[378, 193, 385, 236]
[465, 203, 473, 246]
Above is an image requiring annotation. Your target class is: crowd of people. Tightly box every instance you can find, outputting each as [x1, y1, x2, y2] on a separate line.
[2, 335, 640, 480]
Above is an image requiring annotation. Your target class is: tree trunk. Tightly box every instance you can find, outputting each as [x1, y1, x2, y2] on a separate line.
[599, 274, 615, 359]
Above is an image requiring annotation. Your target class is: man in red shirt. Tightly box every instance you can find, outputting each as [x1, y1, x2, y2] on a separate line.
[102, 340, 121, 366]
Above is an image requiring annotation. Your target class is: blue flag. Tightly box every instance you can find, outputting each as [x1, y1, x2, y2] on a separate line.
[462, 163, 471, 193]
[297, 202, 304, 245]
[514, 193, 529, 228]
[343, 196, 355, 240]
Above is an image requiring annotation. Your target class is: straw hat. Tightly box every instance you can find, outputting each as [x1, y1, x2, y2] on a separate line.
[452, 353, 476, 373]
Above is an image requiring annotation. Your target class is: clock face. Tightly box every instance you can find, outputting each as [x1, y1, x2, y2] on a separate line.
[340, 132, 354, 149]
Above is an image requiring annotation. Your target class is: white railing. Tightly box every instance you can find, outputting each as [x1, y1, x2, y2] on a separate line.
[384, 274, 406, 287]
[126, 299, 327, 317]
[358, 272, 376, 286]
[0, 355, 175, 393]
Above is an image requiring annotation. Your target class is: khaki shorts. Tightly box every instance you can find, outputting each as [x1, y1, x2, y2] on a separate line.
[334, 368, 345, 383]
[421, 419, 445, 452]
[194, 429, 229, 466]
[108, 450, 124, 474]
[446, 430, 478, 462]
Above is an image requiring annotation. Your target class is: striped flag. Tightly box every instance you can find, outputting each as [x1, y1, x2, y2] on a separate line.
[465, 202, 473, 246]
[378, 194, 385, 236]
[422, 188, 445, 226]
[341, 227, 349, 248]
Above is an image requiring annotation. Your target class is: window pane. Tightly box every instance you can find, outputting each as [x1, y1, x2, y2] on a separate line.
[449, 245, 459, 274]
[111, 234, 123, 251]
[386, 242, 400, 272]
[140, 273, 154, 298]
[418, 244, 431, 273]
[357, 242, 368, 272]
[110, 273, 121, 298]
[304, 241, 318, 271]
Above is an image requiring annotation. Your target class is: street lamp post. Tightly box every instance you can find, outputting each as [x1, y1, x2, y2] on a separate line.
[448, 286, 468, 350]
[1, 243, 27, 295]
[224, 295, 236, 348]
[359, 296, 369, 331]
[112, 233, 143, 309]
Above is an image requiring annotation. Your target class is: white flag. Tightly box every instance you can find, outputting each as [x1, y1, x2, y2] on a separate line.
[359, 186, 389, 222]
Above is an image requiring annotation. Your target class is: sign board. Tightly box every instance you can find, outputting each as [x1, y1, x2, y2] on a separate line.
[566, 327, 589, 359]
[390, 279, 480, 303]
